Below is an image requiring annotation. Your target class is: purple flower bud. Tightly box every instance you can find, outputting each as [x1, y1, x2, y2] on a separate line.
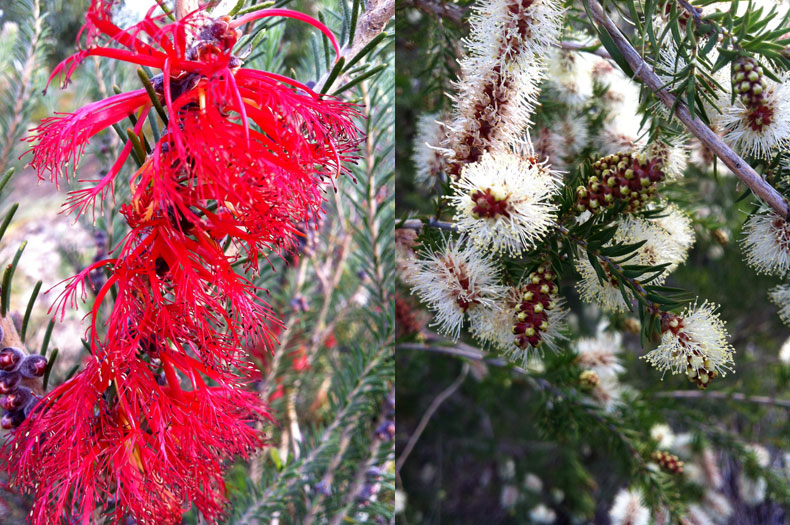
[1, 409, 25, 429]
[19, 354, 48, 378]
[0, 371, 21, 394]
[1, 386, 31, 411]
[0, 347, 24, 371]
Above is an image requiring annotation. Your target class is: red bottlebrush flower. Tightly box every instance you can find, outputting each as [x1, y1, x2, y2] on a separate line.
[5, 2, 362, 524]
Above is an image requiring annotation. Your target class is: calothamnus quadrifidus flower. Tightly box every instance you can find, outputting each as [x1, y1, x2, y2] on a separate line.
[1, 2, 362, 524]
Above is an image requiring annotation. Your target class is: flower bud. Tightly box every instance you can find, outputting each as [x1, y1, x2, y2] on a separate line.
[0, 347, 24, 372]
[19, 355, 48, 378]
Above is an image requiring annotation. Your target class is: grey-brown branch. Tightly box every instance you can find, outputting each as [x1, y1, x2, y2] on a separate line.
[587, 0, 790, 219]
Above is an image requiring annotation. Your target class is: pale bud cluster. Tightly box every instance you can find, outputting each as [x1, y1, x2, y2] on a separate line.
[469, 265, 568, 367]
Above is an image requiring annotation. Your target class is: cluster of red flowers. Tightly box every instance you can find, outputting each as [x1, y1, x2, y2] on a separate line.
[1, 2, 361, 523]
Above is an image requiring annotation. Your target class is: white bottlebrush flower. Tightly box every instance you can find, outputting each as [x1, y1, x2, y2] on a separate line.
[576, 216, 684, 312]
[739, 474, 768, 505]
[619, 216, 687, 280]
[741, 208, 790, 276]
[449, 150, 560, 255]
[590, 374, 623, 412]
[576, 332, 624, 378]
[593, 58, 641, 114]
[596, 112, 647, 156]
[534, 115, 590, 171]
[545, 47, 595, 108]
[469, 286, 568, 367]
[609, 488, 650, 525]
[650, 203, 696, 272]
[443, 0, 564, 177]
[576, 255, 632, 313]
[641, 301, 735, 386]
[409, 236, 506, 339]
[779, 334, 790, 364]
[650, 423, 676, 449]
[643, 140, 689, 180]
[412, 113, 448, 188]
[718, 78, 790, 158]
[703, 490, 733, 523]
[528, 503, 557, 524]
[768, 284, 790, 326]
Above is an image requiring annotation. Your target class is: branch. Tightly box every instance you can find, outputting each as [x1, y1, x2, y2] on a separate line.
[558, 40, 611, 59]
[397, 339, 642, 460]
[655, 390, 790, 409]
[399, 218, 456, 232]
[586, 0, 790, 219]
[175, 0, 199, 19]
[404, 0, 465, 24]
[395, 362, 469, 473]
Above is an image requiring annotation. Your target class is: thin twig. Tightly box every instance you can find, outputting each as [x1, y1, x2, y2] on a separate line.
[318, 0, 394, 92]
[175, 0, 199, 19]
[395, 362, 469, 473]
[399, 218, 456, 232]
[404, 0, 465, 24]
[558, 40, 611, 59]
[587, 0, 790, 219]
[655, 390, 790, 409]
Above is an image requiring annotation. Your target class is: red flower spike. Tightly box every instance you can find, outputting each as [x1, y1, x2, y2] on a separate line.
[6, 3, 363, 524]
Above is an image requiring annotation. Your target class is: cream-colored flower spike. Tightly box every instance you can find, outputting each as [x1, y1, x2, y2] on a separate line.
[741, 208, 790, 276]
[412, 113, 448, 189]
[641, 301, 735, 389]
[642, 140, 689, 181]
[575, 215, 685, 312]
[768, 284, 790, 326]
[545, 47, 595, 108]
[442, 0, 564, 179]
[408, 236, 506, 340]
[718, 77, 790, 159]
[449, 150, 560, 255]
[609, 488, 650, 525]
[650, 203, 695, 272]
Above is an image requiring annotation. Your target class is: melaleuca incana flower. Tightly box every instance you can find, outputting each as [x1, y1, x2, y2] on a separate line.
[442, 0, 564, 179]
[741, 208, 790, 276]
[718, 73, 790, 159]
[575, 332, 624, 379]
[408, 236, 505, 339]
[545, 46, 595, 108]
[769, 284, 790, 325]
[4, 2, 362, 524]
[469, 275, 567, 367]
[609, 488, 650, 525]
[412, 112, 448, 188]
[641, 301, 735, 388]
[449, 150, 560, 255]
[576, 215, 682, 312]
